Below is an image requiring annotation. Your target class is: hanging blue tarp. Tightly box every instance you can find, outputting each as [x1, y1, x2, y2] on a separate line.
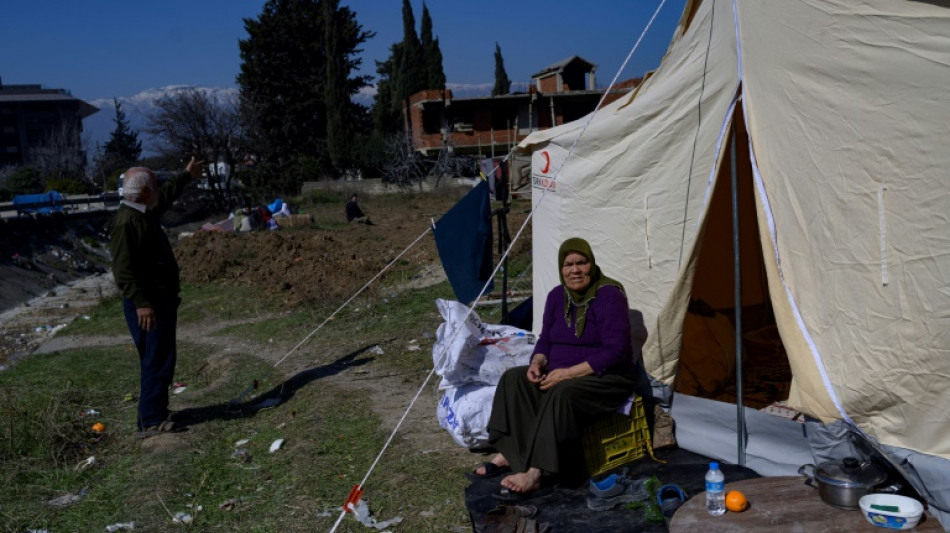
[433, 181, 494, 304]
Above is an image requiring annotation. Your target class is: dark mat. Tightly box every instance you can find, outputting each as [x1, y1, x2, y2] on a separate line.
[465, 448, 760, 532]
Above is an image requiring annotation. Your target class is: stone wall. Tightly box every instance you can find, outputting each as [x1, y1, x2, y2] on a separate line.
[301, 177, 476, 198]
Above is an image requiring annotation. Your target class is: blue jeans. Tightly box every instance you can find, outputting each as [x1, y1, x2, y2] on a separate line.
[122, 296, 180, 429]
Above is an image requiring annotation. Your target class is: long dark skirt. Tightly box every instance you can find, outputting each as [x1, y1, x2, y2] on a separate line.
[486, 366, 636, 476]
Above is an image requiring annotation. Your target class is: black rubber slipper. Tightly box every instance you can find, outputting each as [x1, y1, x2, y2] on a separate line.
[465, 462, 512, 482]
[491, 485, 554, 503]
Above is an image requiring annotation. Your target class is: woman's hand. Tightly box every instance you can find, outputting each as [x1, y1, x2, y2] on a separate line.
[539, 368, 573, 390]
[539, 362, 594, 390]
[527, 354, 547, 384]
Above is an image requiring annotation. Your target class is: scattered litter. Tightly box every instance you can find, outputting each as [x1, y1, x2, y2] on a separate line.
[27, 529, 50, 533]
[76, 456, 96, 471]
[349, 499, 403, 530]
[82, 408, 101, 417]
[123, 393, 135, 402]
[219, 498, 239, 511]
[91, 422, 106, 433]
[83, 315, 91, 320]
[252, 397, 281, 410]
[105, 522, 136, 532]
[406, 339, 421, 351]
[172, 512, 193, 524]
[46, 492, 81, 508]
[369, 345, 384, 355]
[231, 449, 251, 463]
[269, 438, 285, 453]
[234, 438, 251, 447]
[172, 385, 187, 394]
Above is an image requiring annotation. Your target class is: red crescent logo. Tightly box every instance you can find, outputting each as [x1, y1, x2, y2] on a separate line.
[540, 151, 551, 174]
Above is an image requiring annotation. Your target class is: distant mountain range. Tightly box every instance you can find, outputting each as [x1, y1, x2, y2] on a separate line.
[82, 82, 494, 157]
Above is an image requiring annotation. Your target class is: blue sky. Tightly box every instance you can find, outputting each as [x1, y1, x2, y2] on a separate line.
[1, 0, 686, 101]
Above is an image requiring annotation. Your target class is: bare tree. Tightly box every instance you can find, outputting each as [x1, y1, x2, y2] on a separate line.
[30, 122, 91, 191]
[145, 89, 245, 209]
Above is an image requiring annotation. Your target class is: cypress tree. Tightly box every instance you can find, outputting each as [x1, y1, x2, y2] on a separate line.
[492, 43, 511, 96]
[397, 0, 426, 100]
[420, 3, 446, 90]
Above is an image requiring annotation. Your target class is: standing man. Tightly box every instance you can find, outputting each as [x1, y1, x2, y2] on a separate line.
[109, 157, 203, 437]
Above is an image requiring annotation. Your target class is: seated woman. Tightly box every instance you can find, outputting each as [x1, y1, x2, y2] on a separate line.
[475, 237, 637, 496]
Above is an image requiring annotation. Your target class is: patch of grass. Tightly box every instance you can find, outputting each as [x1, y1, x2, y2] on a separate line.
[178, 282, 279, 325]
[1, 273, 482, 532]
[60, 295, 126, 336]
[212, 307, 322, 344]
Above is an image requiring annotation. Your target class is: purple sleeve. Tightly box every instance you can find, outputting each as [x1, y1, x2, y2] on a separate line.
[531, 287, 560, 359]
[583, 286, 632, 375]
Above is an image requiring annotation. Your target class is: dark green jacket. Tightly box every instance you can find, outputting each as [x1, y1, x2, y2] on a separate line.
[108, 171, 192, 308]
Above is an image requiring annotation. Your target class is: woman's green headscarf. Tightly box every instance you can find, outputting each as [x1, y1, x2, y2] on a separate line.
[558, 237, 625, 337]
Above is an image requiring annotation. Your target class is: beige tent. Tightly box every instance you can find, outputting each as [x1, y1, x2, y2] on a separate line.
[519, 0, 950, 523]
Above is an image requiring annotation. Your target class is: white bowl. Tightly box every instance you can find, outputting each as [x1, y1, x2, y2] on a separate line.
[859, 493, 924, 530]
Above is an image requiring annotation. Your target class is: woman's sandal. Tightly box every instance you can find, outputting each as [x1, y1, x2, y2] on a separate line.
[465, 462, 512, 481]
[491, 485, 555, 503]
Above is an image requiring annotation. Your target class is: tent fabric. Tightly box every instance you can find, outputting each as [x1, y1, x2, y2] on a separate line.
[518, 0, 950, 467]
[433, 181, 494, 304]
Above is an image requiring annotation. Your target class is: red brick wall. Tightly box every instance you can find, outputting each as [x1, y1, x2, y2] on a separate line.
[538, 75, 558, 93]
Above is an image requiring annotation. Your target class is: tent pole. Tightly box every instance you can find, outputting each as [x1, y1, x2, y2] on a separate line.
[731, 124, 747, 466]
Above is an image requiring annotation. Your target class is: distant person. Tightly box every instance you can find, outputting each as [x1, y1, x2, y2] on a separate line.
[345, 192, 373, 225]
[108, 157, 204, 438]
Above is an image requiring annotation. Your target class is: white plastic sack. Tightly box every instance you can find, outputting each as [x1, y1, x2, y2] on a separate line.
[437, 384, 496, 449]
[431, 299, 534, 390]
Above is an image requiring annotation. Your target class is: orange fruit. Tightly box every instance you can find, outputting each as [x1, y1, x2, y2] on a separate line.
[91, 422, 106, 433]
[725, 490, 748, 512]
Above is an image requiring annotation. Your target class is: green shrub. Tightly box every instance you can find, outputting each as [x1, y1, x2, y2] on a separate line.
[104, 168, 124, 191]
[4, 165, 43, 195]
[45, 177, 94, 195]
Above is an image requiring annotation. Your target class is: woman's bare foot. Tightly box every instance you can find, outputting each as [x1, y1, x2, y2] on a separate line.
[500, 468, 543, 493]
[473, 453, 509, 477]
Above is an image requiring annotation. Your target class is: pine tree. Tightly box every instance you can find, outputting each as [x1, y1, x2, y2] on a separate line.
[101, 99, 142, 172]
[492, 43, 511, 96]
[238, 0, 372, 181]
[420, 3, 446, 90]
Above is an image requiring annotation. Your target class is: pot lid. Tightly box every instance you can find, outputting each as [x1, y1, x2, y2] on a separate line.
[816, 457, 886, 488]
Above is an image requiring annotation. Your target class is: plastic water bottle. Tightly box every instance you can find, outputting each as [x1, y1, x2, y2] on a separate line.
[705, 461, 726, 516]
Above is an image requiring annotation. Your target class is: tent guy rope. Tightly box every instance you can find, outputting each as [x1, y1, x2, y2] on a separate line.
[329, 1, 671, 529]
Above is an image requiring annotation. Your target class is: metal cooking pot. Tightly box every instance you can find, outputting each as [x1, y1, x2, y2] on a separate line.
[798, 457, 887, 510]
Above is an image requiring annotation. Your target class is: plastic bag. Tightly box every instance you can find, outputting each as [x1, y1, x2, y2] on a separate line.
[432, 299, 534, 390]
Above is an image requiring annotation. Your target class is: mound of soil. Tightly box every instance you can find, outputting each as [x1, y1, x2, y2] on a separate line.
[175, 224, 443, 305]
[174, 192, 532, 307]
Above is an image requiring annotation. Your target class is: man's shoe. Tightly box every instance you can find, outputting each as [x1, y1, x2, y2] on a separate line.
[136, 420, 183, 439]
[586, 470, 649, 511]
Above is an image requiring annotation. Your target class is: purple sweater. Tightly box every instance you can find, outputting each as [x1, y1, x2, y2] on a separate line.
[533, 284, 635, 376]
